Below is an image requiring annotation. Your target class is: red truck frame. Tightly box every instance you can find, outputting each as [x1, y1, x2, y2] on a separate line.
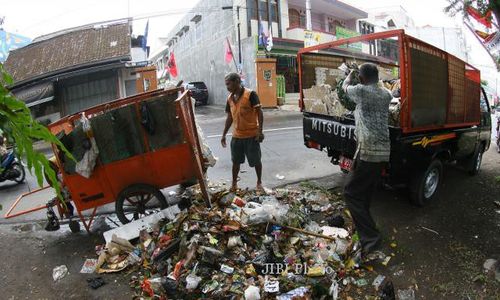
[297, 29, 481, 134]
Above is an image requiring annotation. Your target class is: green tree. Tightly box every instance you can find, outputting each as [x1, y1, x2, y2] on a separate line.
[0, 63, 70, 198]
[481, 79, 489, 85]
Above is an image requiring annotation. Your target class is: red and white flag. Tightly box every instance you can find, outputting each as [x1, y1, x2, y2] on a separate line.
[167, 52, 178, 78]
[224, 38, 234, 64]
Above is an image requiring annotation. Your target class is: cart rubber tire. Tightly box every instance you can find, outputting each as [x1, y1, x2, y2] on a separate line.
[115, 184, 168, 225]
[12, 162, 25, 184]
[410, 159, 443, 207]
[69, 219, 81, 233]
[467, 146, 484, 176]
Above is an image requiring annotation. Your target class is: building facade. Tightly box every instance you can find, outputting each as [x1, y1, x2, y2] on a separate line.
[152, 0, 368, 105]
[362, 6, 469, 61]
[4, 19, 156, 124]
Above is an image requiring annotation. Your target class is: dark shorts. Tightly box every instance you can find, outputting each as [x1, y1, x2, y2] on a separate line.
[231, 137, 262, 167]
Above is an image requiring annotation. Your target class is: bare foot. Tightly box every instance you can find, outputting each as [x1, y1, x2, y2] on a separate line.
[256, 183, 264, 193]
[230, 183, 238, 192]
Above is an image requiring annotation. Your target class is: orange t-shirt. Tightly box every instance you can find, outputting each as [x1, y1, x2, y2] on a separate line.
[226, 88, 261, 138]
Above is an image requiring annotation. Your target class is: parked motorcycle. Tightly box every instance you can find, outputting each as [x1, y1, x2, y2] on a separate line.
[0, 150, 26, 184]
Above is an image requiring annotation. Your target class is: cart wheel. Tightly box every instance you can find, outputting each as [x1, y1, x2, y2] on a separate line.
[115, 184, 168, 224]
[69, 219, 81, 233]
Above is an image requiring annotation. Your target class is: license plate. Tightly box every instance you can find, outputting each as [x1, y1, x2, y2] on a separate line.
[339, 156, 353, 171]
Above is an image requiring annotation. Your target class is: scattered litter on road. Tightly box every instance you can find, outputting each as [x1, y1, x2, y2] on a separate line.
[372, 274, 386, 290]
[79, 258, 98, 274]
[275, 174, 285, 180]
[185, 273, 202, 290]
[245, 285, 261, 300]
[52, 265, 68, 281]
[87, 277, 106, 289]
[102, 205, 182, 243]
[329, 281, 339, 300]
[277, 286, 310, 300]
[420, 226, 439, 235]
[397, 287, 416, 300]
[483, 258, 498, 273]
[381, 256, 392, 266]
[355, 278, 369, 287]
[264, 276, 280, 293]
[86, 183, 406, 298]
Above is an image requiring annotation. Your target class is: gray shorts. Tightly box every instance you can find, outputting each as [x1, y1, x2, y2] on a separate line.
[231, 137, 262, 167]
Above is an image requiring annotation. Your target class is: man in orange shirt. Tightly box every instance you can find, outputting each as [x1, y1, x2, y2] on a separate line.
[221, 73, 264, 192]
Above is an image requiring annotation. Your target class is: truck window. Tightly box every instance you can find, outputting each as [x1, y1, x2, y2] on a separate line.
[480, 92, 490, 113]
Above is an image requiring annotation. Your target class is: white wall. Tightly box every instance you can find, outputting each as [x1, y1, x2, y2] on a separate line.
[280, 0, 290, 32]
[167, 0, 240, 105]
[406, 27, 468, 61]
[131, 47, 148, 62]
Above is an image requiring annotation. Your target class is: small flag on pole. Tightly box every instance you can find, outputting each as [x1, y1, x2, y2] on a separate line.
[142, 20, 149, 50]
[266, 25, 273, 52]
[167, 52, 178, 78]
[224, 38, 234, 64]
[258, 16, 268, 48]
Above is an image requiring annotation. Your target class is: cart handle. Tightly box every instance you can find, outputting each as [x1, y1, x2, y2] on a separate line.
[4, 186, 51, 219]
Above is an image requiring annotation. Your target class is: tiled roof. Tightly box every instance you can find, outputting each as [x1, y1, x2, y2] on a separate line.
[4, 21, 131, 84]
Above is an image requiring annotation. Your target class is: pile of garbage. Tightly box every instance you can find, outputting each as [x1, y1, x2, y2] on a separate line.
[90, 184, 396, 299]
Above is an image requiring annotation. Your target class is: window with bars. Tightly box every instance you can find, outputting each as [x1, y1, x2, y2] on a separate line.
[270, 0, 278, 22]
[250, 0, 259, 20]
[260, 0, 269, 21]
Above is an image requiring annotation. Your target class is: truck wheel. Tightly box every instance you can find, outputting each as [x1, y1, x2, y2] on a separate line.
[115, 184, 168, 224]
[468, 146, 483, 176]
[410, 159, 443, 207]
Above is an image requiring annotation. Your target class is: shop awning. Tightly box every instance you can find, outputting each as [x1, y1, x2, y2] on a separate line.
[12, 81, 54, 108]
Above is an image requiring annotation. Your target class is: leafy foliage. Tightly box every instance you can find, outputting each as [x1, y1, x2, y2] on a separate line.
[0, 63, 72, 198]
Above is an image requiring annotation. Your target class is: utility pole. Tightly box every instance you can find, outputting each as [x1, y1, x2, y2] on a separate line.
[222, 6, 242, 72]
[306, 0, 312, 30]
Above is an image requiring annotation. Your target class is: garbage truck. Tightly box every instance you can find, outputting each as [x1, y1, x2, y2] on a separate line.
[299, 29, 491, 206]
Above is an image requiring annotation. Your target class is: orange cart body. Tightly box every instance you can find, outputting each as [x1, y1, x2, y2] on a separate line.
[5, 87, 210, 232]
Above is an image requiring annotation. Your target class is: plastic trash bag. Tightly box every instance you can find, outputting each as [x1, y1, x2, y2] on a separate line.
[75, 113, 99, 178]
[242, 197, 289, 225]
[52, 265, 68, 281]
[75, 137, 99, 178]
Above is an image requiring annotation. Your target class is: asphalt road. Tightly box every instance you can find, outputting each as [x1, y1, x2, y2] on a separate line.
[0, 106, 337, 223]
[0, 108, 498, 299]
